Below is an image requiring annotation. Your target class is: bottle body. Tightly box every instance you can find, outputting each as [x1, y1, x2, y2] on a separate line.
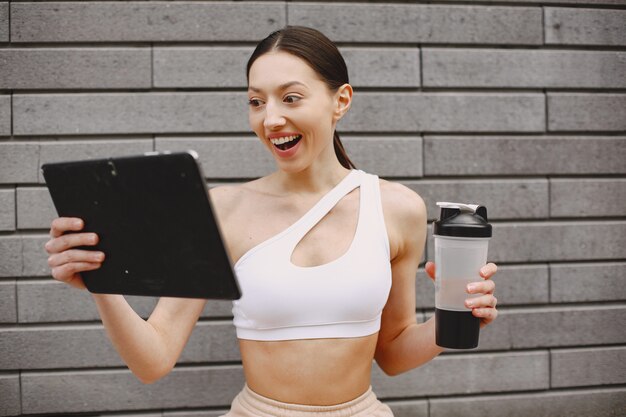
[434, 235, 490, 349]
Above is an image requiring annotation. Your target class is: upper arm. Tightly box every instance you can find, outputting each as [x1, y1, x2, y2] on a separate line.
[376, 182, 428, 353]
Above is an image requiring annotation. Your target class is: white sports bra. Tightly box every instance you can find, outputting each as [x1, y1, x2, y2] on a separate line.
[231, 169, 392, 341]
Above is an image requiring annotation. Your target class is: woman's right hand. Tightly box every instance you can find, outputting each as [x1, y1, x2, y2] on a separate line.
[45, 217, 105, 290]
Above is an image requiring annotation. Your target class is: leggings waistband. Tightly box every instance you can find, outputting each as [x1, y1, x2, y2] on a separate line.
[235, 384, 390, 417]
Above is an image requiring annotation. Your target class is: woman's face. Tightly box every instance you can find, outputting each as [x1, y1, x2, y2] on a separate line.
[247, 51, 346, 173]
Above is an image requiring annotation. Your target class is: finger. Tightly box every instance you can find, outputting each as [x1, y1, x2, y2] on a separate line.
[465, 294, 497, 309]
[479, 262, 498, 279]
[425, 261, 435, 280]
[45, 232, 99, 255]
[48, 249, 105, 267]
[50, 218, 84, 238]
[51, 262, 101, 284]
[467, 279, 496, 295]
[473, 307, 498, 323]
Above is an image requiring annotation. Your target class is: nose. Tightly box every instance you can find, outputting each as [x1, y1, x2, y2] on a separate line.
[263, 100, 286, 130]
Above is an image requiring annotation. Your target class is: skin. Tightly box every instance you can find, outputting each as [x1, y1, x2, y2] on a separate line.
[45, 51, 498, 405]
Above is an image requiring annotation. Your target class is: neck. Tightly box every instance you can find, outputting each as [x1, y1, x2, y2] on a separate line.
[272, 163, 352, 196]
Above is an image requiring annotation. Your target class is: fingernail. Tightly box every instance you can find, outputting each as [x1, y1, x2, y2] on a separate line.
[466, 300, 474, 307]
[467, 284, 476, 292]
[74, 220, 82, 228]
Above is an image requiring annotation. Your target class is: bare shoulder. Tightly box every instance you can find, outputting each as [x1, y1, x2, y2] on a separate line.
[377, 178, 427, 259]
[378, 178, 427, 224]
[208, 178, 268, 223]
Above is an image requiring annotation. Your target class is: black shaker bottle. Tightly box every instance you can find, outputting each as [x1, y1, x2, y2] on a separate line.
[433, 202, 492, 349]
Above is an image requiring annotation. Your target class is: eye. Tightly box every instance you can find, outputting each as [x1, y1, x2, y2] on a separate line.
[284, 95, 302, 104]
[248, 98, 264, 108]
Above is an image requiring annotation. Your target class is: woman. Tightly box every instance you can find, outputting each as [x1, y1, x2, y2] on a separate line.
[45, 26, 498, 416]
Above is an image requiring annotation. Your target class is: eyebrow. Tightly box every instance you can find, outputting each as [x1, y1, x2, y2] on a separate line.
[248, 81, 308, 93]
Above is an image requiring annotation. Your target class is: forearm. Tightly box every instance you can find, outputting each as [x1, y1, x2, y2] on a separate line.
[92, 294, 171, 383]
[376, 315, 444, 376]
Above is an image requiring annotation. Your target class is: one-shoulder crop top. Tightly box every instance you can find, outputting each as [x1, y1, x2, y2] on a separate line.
[231, 169, 392, 341]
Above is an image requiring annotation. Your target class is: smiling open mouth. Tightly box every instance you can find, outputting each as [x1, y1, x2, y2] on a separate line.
[274, 135, 302, 151]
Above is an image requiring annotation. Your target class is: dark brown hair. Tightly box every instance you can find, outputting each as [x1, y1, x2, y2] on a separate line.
[246, 25, 356, 170]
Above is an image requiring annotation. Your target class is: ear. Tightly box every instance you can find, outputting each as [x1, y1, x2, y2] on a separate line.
[332, 83, 353, 122]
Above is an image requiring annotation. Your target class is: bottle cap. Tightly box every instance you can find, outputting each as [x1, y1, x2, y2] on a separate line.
[433, 202, 492, 238]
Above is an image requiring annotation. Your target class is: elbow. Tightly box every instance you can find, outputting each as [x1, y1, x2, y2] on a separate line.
[376, 360, 405, 377]
[131, 362, 174, 385]
[374, 351, 406, 377]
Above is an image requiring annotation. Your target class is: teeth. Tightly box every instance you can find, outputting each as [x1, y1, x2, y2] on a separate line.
[270, 135, 300, 145]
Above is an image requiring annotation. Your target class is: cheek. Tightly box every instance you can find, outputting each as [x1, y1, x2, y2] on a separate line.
[248, 111, 263, 132]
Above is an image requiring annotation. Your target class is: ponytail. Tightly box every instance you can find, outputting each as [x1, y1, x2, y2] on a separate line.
[333, 131, 356, 170]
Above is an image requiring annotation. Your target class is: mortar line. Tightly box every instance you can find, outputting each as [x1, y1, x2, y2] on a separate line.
[150, 42, 154, 89]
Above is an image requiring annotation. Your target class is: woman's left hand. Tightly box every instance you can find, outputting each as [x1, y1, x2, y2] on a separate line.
[425, 261, 498, 329]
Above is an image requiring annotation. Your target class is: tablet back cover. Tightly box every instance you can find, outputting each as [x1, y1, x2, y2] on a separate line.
[42, 152, 241, 300]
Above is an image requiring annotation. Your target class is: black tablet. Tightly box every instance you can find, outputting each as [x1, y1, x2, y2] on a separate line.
[41, 151, 241, 300]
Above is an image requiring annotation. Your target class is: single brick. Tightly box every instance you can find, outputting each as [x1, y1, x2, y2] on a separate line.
[386, 400, 428, 417]
[551, 178, 626, 217]
[18, 280, 98, 323]
[485, 305, 626, 349]
[551, 262, 626, 303]
[407, 178, 549, 220]
[339, 48, 420, 88]
[548, 93, 626, 131]
[372, 351, 549, 397]
[13, 93, 249, 136]
[0, 94, 11, 136]
[343, 93, 544, 132]
[427, 221, 626, 263]
[0, 321, 237, 370]
[11, 2, 284, 42]
[496, 221, 623, 263]
[341, 137, 423, 177]
[545, 7, 626, 46]
[20, 235, 51, 277]
[17, 187, 56, 230]
[0, 142, 39, 183]
[0, 236, 22, 277]
[430, 387, 626, 417]
[415, 264, 549, 310]
[0, 373, 20, 416]
[0, 188, 15, 231]
[0, 280, 16, 323]
[424, 136, 626, 176]
[154, 47, 252, 88]
[288, 4, 542, 44]
[21, 366, 245, 413]
[17, 280, 233, 323]
[552, 346, 626, 387]
[423, 49, 626, 88]
[0, 2, 7, 42]
[0, 48, 151, 89]
[38, 139, 153, 182]
[156, 137, 275, 179]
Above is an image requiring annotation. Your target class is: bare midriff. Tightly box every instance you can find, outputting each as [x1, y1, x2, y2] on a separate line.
[238, 333, 379, 406]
